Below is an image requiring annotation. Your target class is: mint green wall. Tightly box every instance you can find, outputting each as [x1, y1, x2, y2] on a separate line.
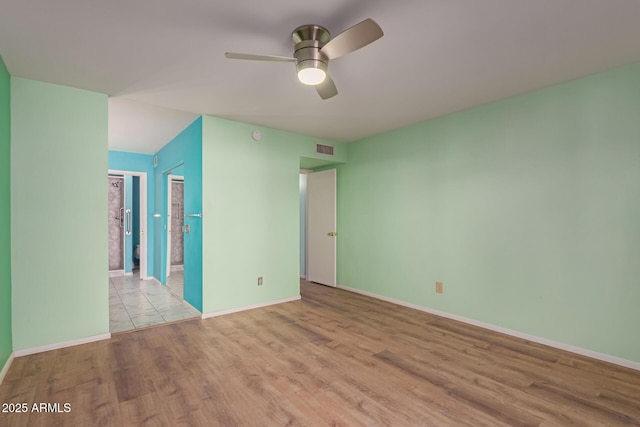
[11, 78, 109, 350]
[201, 117, 345, 313]
[338, 63, 640, 362]
[0, 57, 12, 368]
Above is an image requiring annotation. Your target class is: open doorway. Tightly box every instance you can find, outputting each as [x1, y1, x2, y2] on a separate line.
[108, 168, 199, 333]
[166, 173, 185, 301]
[107, 170, 148, 278]
[300, 159, 340, 292]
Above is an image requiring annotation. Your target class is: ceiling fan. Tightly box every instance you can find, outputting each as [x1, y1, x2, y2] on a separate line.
[225, 18, 383, 100]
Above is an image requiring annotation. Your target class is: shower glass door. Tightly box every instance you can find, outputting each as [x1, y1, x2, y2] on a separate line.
[108, 176, 124, 271]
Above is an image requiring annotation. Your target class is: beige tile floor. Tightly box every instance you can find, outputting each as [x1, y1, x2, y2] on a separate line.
[109, 270, 200, 333]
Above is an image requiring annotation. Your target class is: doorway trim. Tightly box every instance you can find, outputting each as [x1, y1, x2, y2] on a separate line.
[108, 169, 149, 280]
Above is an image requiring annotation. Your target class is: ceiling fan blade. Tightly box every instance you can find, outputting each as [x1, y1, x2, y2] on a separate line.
[225, 52, 296, 62]
[316, 75, 338, 100]
[320, 18, 383, 60]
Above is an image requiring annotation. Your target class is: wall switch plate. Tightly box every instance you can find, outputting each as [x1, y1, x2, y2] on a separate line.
[436, 282, 443, 294]
[258, 276, 263, 286]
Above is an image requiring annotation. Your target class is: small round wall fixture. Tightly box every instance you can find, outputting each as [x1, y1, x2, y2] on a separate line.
[251, 130, 262, 141]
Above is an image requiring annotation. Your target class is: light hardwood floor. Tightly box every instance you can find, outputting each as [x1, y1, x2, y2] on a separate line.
[1, 280, 640, 426]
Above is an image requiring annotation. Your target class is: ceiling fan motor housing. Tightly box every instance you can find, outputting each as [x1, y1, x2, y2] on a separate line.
[292, 25, 330, 76]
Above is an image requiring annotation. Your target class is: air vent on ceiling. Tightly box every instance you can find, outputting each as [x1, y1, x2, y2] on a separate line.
[316, 143, 334, 156]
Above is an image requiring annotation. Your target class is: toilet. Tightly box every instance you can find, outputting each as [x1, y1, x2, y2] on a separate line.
[134, 244, 140, 261]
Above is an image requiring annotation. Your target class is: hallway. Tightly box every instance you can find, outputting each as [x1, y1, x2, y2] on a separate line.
[109, 271, 200, 333]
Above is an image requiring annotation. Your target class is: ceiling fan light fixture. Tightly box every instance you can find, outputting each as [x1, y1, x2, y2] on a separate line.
[225, 19, 383, 99]
[296, 58, 328, 86]
[298, 67, 326, 86]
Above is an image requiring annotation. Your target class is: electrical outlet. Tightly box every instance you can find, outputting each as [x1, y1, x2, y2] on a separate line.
[435, 281, 443, 294]
[258, 276, 263, 286]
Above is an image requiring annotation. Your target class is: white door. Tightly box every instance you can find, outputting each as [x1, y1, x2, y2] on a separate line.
[307, 169, 337, 287]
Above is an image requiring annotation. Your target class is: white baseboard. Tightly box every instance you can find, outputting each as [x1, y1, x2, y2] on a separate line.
[109, 269, 124, 277]
[202, 295, 301, 319]
[0, 352, 14, 385]
[337, 284, 640, 372]
[170, 264, 184, 272]
[14, 333, 111, 358]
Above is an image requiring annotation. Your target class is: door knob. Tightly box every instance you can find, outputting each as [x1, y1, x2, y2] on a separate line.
[327, 232, 337, 237]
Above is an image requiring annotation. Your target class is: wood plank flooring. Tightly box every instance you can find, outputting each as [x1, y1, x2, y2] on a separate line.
[1, 280, 640, 426]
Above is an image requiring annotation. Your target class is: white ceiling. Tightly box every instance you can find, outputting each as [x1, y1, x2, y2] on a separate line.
[2, 0, 640, 154]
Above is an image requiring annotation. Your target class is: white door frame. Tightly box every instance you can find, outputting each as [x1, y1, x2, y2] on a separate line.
[166, 174, 184, 278]
[108, 169, 149, 280]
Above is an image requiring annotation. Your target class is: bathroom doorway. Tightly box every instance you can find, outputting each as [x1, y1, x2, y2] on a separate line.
[107, 170, 148, 279]
[166, 173, 185, 300]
